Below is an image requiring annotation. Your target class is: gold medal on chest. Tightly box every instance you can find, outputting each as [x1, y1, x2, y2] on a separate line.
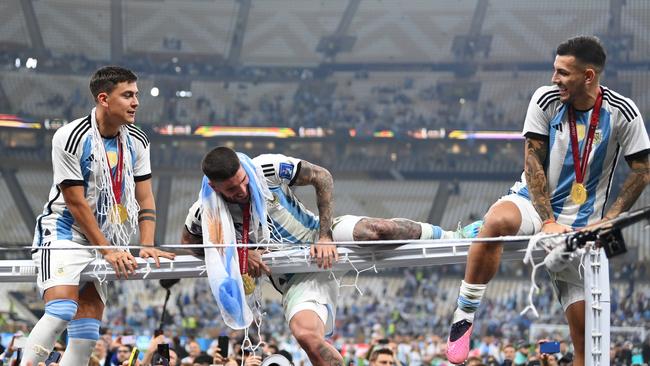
[570, 182, 587, 205]
[110, 204, 128, 224]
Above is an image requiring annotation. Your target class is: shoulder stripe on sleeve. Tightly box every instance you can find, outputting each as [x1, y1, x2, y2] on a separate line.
[540, 95, 560, 111]
[69, 123, 91, 155]
[603, 89, 637, 115]
[64, 117, 91, 154]
[536, 89, 560, 106]
[126, 125, 150, 147]
[603, 90, 637, 122]
[128, 132, 148, 148]
[604, 96, 633, 122]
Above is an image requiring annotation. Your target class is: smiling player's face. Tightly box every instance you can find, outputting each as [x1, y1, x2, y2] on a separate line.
[551, 55, 589, 106]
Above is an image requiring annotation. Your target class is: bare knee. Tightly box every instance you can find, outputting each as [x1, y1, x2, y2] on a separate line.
[482, 201, 522, 237]
[74, 285, 104, 320]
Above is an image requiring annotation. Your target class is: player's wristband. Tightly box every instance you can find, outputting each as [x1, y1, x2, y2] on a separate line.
[542, 218, 556, 226]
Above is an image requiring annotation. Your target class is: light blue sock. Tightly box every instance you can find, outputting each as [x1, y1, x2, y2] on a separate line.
[453, 281, 486, 323]
[59, 318, 101, 366]
[21, 299, 78, 365]
[420, 224, 443, 239]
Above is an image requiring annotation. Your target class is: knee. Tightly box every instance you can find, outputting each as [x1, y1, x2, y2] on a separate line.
[76, 298, 104, 319]
[292, 327, 320, 352]
[483, 207, 520, 236]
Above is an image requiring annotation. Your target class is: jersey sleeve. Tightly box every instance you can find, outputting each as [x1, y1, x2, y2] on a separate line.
[52, 129, 84, 186]
[184, 199, 203, 237]
[253, 154, 302, 187]
[617, 100, 650, 158]
[522, 86, 559, 137]
[128, 126, 152, 181]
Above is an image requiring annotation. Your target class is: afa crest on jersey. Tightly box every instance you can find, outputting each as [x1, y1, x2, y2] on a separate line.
[594, 129, 602, 145]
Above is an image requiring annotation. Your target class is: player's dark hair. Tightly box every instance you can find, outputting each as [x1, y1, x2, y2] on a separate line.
[202, 146, 241, 181]
[90, 66, 138, 100]
[556, 36, 606, 73]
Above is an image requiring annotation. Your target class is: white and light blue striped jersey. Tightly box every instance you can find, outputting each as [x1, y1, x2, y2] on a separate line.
[185, 154, 320, 245]
[510, 85, 650, 228]
[33, 109, 152, 247]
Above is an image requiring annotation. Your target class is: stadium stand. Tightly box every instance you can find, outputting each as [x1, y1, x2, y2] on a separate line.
[0, 0, 31, 47]
[33, 0, 111, 61]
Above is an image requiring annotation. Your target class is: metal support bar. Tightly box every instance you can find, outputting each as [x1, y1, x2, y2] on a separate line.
[585, 245, 610, 366]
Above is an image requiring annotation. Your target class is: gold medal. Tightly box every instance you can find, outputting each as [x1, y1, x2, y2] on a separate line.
[110, 204, 128, 224]
[570, 182, 587, 205]
[242, 273, 256, 295]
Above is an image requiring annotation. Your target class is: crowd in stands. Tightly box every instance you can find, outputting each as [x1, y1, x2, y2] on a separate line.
[3, 261, 649, 365]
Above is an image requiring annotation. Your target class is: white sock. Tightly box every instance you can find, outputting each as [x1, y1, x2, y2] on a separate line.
[452, 280, 487, 324]
[20, 314, 69, 365]
[419, 223, 443, 240]
[59, 338, 97, 366]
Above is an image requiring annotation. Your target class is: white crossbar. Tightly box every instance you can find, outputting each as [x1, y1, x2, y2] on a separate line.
[0, 240, 541, 282]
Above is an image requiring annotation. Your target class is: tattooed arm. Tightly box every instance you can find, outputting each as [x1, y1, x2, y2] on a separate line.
[292, 160, 338, 268]
[604, 153, 650, 220]
[292, 161, 335, 240]
[524, 136, 570, 233]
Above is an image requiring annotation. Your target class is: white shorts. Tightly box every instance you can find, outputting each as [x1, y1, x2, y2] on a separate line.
[497, 193, 583, 311]
[278, 272, 340, 337]
[32, 240, 108, 304]
[331, 215, 365, 242]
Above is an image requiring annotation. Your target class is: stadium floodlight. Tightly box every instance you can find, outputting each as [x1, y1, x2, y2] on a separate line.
[26, 58, 37, 69]
[150, 87, 160, 97]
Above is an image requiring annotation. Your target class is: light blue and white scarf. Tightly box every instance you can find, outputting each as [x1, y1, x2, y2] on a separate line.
[201, 153, 272, 329]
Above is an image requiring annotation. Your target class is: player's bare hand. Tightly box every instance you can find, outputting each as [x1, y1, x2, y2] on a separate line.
[103, 250, 137, 279]
[248, 250, 270, 277]
[310, 237, 338, 269]
[541, 221, 571, 234]
[139, 247, 175, 267]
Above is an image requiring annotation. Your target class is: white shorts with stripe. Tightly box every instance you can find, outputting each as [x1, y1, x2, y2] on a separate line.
[32, 240, 108, 304]
[497, 193, 584, 311]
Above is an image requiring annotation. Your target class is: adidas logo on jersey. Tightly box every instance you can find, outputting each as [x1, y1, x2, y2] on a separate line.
[551, 122, 563, 132]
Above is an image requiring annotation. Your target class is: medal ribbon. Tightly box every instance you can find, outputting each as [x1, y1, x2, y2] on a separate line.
[568, 87, 602, 185]
[105, 137, 124, 205]
[238, 202, 250, 275]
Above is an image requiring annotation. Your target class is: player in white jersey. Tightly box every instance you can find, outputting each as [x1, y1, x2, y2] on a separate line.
[447, 36, 650, 365]
[183, 147, 481, 366]
[22, 66, 175, 366]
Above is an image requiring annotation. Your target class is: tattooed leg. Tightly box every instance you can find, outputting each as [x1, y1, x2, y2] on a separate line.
[290, 310, 343, 366]
[352, 217, 422, 241]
